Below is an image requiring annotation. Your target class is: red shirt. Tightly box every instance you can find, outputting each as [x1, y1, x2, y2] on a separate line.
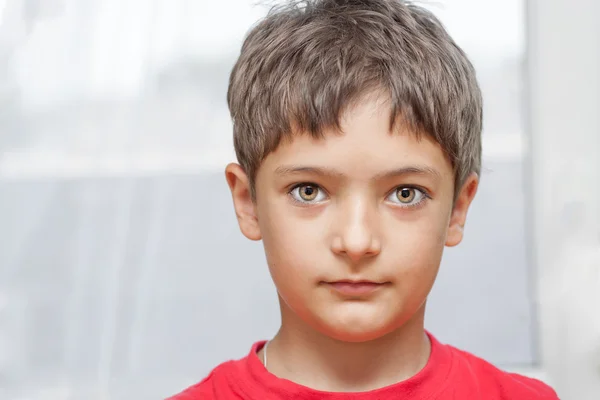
[168, 333, 558, 399]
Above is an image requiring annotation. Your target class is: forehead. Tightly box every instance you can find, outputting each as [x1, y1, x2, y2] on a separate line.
[260, 97, 454, 182]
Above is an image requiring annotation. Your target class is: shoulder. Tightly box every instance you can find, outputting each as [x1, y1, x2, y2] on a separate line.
[165, 341, 264, 400]
[165, 361, 234, 400]
[447, 345, 559, 399]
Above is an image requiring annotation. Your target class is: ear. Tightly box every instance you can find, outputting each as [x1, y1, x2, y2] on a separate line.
[225, 163, 262, 241]
[446, 172, 479, 247]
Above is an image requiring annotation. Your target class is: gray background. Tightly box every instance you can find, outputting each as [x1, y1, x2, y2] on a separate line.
[0, 0, 536, 398]
[0, 158, 534, 398]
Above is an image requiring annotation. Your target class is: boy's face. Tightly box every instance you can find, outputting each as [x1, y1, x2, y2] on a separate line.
[226, 95, 478, 342]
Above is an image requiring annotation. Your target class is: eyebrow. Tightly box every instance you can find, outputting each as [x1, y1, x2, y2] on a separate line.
[274, 165, 442, 181]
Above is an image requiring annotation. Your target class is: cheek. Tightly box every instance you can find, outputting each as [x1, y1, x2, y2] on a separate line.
[258, 206, 325, 288]
[384, 214, 448, 282]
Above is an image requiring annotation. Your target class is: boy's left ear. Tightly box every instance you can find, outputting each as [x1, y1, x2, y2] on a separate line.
[446, 172, 479, 247]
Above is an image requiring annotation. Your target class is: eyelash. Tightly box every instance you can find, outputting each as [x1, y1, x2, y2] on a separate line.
[287, 183, 431, 208]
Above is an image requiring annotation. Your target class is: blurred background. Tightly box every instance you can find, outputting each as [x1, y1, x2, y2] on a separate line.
[0, 0, 598, 399]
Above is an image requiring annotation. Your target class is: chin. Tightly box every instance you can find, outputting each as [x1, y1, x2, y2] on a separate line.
[315, 315, 398, 343]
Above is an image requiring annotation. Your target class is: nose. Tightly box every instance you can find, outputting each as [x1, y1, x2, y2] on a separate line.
[331, 199, 381, 263]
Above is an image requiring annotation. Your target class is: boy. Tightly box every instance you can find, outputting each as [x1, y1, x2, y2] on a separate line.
[170, 0, 558, 398]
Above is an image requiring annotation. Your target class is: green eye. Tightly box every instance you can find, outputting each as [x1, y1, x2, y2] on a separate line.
[299, 185, 318, 201]
[290, 184, 327, 203]
[396, 188, 416, 203]
[386, 187, 426, 207]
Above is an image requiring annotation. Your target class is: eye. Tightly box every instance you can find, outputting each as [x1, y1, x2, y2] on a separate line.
[289, 184, 327, 204]
[386, 187, 427, 207]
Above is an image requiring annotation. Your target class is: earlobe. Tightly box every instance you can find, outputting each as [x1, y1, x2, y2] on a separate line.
[225, 163, 262, 241]
[446, 172, 479, 247]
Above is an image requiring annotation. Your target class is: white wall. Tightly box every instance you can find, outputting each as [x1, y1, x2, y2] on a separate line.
[528, 0, 600, 398]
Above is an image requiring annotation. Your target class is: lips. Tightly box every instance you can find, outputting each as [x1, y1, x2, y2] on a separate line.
[324, 280, 387, 296]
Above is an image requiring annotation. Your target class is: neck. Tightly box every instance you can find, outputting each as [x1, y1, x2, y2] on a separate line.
[263, 300, 431, 392]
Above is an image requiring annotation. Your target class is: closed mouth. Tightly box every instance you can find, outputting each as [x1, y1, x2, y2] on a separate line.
[323, 280, 389, 296]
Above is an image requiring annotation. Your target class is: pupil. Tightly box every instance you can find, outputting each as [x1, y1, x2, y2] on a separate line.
[304, 187, 314, 196]
[401, 189, 411, 198]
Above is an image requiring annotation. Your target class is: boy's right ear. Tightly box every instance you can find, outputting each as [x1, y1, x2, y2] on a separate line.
[225, 163, 262, 241]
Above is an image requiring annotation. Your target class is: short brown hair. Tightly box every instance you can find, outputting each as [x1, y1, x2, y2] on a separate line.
[227, 0, 482, 198]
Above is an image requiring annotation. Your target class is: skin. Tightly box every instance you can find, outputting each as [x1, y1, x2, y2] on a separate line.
[225, 94, 479, 392]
